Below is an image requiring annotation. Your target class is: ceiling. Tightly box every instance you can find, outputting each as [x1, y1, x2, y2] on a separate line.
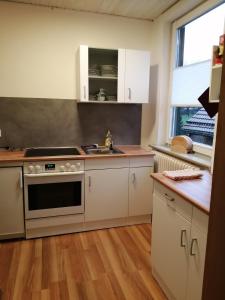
[4, 0, 180, 21]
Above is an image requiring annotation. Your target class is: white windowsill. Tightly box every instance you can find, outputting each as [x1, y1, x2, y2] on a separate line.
[192, 142, 212, 157]
[150, 144, 211, 170]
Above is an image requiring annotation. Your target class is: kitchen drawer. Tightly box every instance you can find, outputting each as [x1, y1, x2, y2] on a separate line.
[129, 157, 154, 168]
[154, 181, 192, 222]
[85, 158, 129, 170]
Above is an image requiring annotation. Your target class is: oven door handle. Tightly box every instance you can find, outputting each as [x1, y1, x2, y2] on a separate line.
[24, 171, 84, 178]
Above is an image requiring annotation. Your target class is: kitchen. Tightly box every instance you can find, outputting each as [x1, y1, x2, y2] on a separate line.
[0, 0, 224, 299]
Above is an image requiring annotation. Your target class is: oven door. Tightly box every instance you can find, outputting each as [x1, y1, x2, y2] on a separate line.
[24, 172, 84, 219]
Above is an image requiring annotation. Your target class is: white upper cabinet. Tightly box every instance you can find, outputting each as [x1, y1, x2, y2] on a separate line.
[77, 45, 150, 104]
[124, 49, 150, 103]
[78, 45, 89, 102]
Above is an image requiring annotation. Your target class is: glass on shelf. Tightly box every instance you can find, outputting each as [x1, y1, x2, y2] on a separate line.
[96, 88, 106, 101]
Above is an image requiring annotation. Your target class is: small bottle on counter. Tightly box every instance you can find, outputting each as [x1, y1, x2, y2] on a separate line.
[104, 130, 113, 149]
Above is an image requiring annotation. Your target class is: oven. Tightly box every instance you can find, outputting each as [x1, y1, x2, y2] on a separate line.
[24, 160, 84, 220]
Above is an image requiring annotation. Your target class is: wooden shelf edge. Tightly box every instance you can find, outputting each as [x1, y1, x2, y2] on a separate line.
[212, 64, 223, 69]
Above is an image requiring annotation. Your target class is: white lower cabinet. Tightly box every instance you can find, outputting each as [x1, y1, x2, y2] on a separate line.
[186, 210, 208, 300]
[85, 168, 129, 222]
[0, 167, 24, 239]
[84, 157, 154, 225]
[129, 166, 153, 216]
[151, 182, 208, 300]
[151, 190, 191, 300]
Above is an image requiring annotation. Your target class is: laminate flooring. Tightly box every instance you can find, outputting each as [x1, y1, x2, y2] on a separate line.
[0, 224, 167, 300]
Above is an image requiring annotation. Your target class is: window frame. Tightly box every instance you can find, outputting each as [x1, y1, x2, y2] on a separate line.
[167, 0, 224, 156]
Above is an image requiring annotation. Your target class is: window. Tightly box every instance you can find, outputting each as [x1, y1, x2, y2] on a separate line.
[171, 107, 215, 146]
[170, 2, 225, 148]
[177, 4, 225, 67]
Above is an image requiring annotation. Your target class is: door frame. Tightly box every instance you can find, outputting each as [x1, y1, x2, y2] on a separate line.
[202, 39, 225, 299]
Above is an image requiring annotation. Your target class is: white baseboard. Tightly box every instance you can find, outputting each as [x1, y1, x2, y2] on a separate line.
[25, 214, 151, 239]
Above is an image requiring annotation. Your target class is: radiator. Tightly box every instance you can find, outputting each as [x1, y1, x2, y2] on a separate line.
[153, 151, 200, 172]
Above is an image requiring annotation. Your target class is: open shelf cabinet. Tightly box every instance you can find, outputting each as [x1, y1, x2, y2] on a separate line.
[77, 45, 150, 104]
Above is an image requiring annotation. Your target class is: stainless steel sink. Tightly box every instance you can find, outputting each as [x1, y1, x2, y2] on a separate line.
[81, 145, 124, 155]
[24, 147, 81, 157]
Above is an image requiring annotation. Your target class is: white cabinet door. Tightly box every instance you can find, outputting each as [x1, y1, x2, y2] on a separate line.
[124, 49, 150, 103]
[79, 45, 89, 102]
[0, 167, 24, 239]
[85, 168, 129, 222]
[129, 166, 153, 216]
[186, 227, 207, 300]
[151, 193, 191, 300]
[117, 48, 126, 103]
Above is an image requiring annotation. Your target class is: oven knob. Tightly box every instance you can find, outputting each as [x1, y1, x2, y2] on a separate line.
[70, 165, 76, 171]
[35, 165, 41, 173]
[28, 165, 34, 173]
[76, 163, 81, 170]
[65, 162, 71, 169]
[60, 165, 65, 172]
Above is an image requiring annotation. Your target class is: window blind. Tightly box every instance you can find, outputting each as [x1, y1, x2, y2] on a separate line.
[171, 60, 211, 106]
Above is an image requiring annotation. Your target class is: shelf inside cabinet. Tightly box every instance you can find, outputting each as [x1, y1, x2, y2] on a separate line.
[212, 64, 222, 69]
[209, 45, 223, 103]
[81, 100, 118, 104]
[89, 75, 118, 80]
[209, 66, 222, 102]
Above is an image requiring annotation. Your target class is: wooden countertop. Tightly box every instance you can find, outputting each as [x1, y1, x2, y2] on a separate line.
[151, 171, 211, 214]
[0, 145, 154, 163]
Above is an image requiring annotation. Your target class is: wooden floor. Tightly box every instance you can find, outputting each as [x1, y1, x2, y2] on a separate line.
[0, 224, 167, 300]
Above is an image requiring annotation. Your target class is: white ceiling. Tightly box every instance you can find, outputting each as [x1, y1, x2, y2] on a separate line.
[4, 0, 180, 21]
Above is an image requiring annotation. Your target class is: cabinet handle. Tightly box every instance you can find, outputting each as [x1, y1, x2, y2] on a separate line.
[84, 86, 86, 99]
[164, 193, 175, 202]
[190, 238, 198, 256]
[19, 170, 23, 189]
[88, 176, 91, 188]
[180, 229, 186, 248]
[132, 173, 136, 183]
[128, 88, 131, 100]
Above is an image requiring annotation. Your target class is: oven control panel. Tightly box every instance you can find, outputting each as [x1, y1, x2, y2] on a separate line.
[24, 160, 84, 174]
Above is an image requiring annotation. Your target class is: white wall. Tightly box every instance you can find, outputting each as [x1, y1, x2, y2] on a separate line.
[2, 1, 220, 148]
[0, 1, 153, 99]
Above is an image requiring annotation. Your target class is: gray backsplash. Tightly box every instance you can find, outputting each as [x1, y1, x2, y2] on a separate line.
[0, 98, 141, 149]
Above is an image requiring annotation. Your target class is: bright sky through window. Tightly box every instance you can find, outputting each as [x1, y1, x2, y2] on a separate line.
[183, 3, 225, 65]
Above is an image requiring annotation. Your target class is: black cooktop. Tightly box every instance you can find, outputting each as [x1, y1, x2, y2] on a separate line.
[24, 147, 81, 157]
